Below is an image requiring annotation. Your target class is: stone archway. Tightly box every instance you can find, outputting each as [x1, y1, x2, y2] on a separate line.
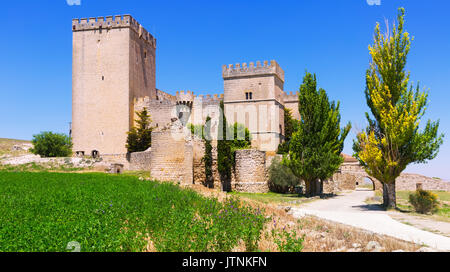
[334, 159, 383, 192]
[355, 176, 378, 191]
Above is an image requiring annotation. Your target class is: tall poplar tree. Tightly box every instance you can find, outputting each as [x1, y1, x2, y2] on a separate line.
[285, 72, 351, 196]
[353, 8, 443, 208]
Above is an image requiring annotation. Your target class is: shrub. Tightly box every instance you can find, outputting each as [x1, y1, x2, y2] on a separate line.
[271, 228, 305, 252]
[409, 190, 440, 214]
[30, 131, 72, 157]
[229, 122, 252, 152]
[268, 157, 299, 193]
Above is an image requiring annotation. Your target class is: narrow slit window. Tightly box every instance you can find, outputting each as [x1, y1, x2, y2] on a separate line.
[245, 92, 249, 100]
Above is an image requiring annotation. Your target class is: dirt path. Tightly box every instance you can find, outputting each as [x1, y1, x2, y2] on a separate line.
[388, 212, 450, 238]
[290, 189, 450, 251]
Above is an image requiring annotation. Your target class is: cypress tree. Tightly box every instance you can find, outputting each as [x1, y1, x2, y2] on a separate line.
[217, 100, 233, 191]
[285, 72, 351, 196]
[126, 108, 153, 153]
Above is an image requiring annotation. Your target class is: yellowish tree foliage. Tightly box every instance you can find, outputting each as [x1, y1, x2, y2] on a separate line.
[353, 8, 443, 208]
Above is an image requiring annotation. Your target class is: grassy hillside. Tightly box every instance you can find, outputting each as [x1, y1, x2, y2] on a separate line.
[0, 138, 31, 156]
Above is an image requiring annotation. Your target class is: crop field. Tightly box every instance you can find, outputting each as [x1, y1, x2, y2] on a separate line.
[0, 171, 268, 252]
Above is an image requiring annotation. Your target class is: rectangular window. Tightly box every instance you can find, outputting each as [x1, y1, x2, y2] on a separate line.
[245, 92, 249, 100]
[249, 92, 253, 100]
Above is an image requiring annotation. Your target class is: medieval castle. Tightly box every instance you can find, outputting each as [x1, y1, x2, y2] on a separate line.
[72, 14, 299, 158]
[71, 15, 450, 193]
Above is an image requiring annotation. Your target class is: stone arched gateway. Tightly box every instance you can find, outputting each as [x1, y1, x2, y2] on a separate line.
[323, 155, 383, 194]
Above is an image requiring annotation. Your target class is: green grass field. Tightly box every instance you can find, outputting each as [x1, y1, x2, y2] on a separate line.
[0, 171, 268, 252]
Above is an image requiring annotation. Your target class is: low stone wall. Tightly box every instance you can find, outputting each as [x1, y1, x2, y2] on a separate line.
[128, 150, 152, 171]
[101, 154, 130, 170]
[233, 149, 269, 193]
[328, 161, 449, 193]
[396, 174, 450, 191]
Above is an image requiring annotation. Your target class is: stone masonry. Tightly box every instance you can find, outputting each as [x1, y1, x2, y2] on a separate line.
[149, 121, 193, 186]
[233, 149, 269, 193]
[72, 15, 156, 156]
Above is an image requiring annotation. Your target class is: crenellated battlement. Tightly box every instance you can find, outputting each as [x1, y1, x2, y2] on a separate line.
[282, 91, 299, 102]
[194, 94, 223, 103]
[72, 15, 156, 48]
[176, 91, 195, 105]
[222, 60, 285, 82]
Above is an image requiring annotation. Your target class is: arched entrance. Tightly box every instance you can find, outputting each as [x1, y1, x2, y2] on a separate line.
[356, 176, 376, 191]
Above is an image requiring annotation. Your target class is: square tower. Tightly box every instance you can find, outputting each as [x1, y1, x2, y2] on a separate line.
[222, 60, 285, 152]
[72, 15, 156, 155]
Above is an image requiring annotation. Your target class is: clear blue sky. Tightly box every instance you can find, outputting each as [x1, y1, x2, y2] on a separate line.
[0, 0, 448, 179]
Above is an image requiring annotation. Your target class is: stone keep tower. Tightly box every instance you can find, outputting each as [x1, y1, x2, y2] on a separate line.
[222, 60, 285, 152]
[72, 15, 156, 156]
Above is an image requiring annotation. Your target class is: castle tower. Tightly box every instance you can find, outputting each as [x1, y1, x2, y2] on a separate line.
[222, 60, 285, 152]
[72, 15, 156, 155]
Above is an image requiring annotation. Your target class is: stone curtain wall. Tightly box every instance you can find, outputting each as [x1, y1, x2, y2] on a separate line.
[101, 154, 130, 170]
[233, 149, 269, 193]
[396, 174, 450, 191]
[149, 127, 193, 186]
[128, 150, 152, 171]
[326, 161, 450, 194]
[193, 137, 206, 186]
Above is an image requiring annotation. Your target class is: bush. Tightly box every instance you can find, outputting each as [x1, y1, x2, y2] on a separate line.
[30, 132, 72, 157]
[271, 228, 304, 252]
[409, 190, 440, 214]
[268, 157, 299, 193]
[229, 123, 252, 151]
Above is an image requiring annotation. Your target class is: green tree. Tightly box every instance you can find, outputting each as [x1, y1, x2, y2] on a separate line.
[30, 131, 72, 157]
[229, 122, 252, 153]
[203, 116, 214, 188]
[217, 101, 233, 191]
[284, 72, 351, 196]
[126, 108, 153, 153]
[353, 8, 443, 208]
[278, 108, 300, 154]
[268, 157, 299, 193]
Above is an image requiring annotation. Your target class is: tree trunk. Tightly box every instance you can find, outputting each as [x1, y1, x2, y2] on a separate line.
[305, 180, 313, 197]
[305, 180, 321, 197]
[382, 182, 396, 209]
[318, 180, 323, 195]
